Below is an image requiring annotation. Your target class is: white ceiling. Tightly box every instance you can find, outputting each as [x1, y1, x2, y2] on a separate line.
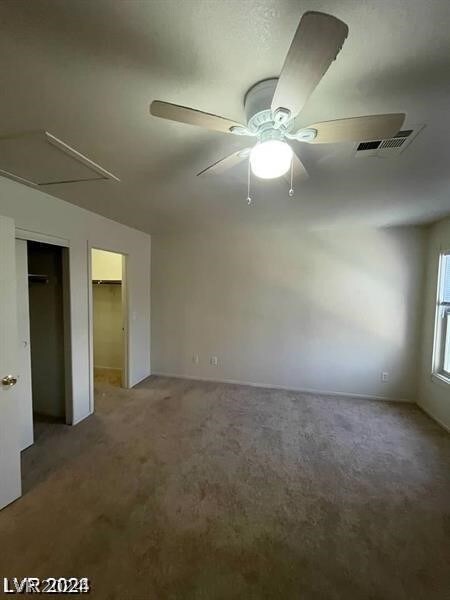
[1, 0, 450, 233]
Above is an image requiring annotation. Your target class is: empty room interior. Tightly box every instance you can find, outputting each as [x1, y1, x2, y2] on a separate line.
[0, 1, 449, 598]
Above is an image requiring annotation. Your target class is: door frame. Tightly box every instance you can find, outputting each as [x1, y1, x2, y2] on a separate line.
[87, 244, 130, 413]
[14, 227, 73, 425]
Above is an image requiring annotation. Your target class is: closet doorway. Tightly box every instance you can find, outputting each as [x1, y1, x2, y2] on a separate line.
[90, 249, 128, 396]
[15, 237, 71, 450]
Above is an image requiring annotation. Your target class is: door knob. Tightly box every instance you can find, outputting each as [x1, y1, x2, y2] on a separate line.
[2, 375, 17, 386]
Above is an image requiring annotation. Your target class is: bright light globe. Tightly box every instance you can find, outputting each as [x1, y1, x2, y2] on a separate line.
[250, 140, 293, 179]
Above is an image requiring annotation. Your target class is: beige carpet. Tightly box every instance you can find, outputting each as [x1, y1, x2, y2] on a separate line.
[94, 367, 122, 387]
[1, 376, 449, 599]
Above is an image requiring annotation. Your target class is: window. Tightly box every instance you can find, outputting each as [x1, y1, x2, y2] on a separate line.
[434, 252, 450, 379]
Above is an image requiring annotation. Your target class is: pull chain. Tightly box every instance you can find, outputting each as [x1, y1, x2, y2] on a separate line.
[288, 158, 294, 197]
[247, 158, 252, 205]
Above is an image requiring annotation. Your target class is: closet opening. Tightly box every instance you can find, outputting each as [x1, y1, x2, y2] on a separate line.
[15, 239, 71, 451]
[90, 249, 127, 392]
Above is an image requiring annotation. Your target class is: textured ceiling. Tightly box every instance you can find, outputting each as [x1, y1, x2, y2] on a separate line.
[1, 0, 450, 233]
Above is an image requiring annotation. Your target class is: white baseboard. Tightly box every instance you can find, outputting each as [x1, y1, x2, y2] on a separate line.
[150, 371, 412, 403]
[418, 403, 450, 432]
[71, 411, 92, 426]
[130, 371, 152, 388]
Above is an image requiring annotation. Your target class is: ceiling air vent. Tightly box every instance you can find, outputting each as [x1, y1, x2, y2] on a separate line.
[0, 131, 119, 187]
[355, 125, 424, 158]
[378, 137, 406, 149]
[357, 140, 381, 151]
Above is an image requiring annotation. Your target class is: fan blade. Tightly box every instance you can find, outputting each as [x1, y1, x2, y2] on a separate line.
[284, 150, 309, 184]
[271, 12, 348, 119]
[197, 149, 250, 176]
[150, 101, 245, 134]
[307, 113, 406, 144]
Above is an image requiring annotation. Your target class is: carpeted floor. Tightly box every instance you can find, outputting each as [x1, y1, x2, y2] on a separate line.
[94, 367, 122, 387]
[0, 376, 449, 599]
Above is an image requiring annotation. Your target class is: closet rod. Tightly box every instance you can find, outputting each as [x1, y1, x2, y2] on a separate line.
[92, 279, 121, 285]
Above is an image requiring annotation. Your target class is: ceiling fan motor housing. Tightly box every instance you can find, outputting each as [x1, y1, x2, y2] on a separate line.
[244, 78, 303, 142]
[244, 79, 278, 123]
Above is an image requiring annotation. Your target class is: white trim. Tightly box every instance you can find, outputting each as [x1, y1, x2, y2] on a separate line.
[151, 372, 412, 403]
[121, 254, 130, 389]
[130, 374, 149, 388]
[431, 372, 450, 388]
[418, 403, 450, 433]
[14, 229, 73, 425]
[87, 245, 130, 414]
[15, 227, 69, 247]
[0, 130, 119, 187]
[61, 247, 73, 425]
[431, 250, 450, 376]
[87, 243, 94, 414]
[44, 131, 120, 183]
[71, 413, 91, 427]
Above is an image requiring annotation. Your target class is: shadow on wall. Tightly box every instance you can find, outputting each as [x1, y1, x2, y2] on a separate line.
[152, 226, 425, 399]
[194, 227, 418, 346]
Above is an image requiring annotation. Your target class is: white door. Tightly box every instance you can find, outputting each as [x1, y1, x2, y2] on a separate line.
[15, 239, 34, 450]
[0, 216, 21, 509]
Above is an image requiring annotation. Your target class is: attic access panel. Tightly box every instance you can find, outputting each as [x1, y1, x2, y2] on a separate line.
[0, 131, 119, 186]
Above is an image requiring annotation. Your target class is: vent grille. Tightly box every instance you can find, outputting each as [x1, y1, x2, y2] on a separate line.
[355, 124, 424, 158]
[379, 138, 406, 149]
[357, 140, 381, 151]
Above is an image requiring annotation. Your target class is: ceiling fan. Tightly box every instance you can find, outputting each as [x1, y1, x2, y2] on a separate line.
[149, 11, 405, 188]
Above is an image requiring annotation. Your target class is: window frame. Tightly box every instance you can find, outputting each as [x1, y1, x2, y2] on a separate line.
[432, 251, 450, 382]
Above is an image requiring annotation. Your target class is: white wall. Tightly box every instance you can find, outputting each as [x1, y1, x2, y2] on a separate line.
[92, 248, 122, 281]
[419, 217, 450, 430]
[92, 249, 124, 371]
[93, 284, 123, 369]
[152, 226, 425, 401]
[0, 175, 151, 424]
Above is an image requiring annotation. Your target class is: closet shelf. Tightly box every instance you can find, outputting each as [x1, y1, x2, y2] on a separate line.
[28, 274, 49, 284]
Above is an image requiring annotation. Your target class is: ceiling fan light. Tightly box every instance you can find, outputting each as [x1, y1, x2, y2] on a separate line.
[250, 140, 293, 179]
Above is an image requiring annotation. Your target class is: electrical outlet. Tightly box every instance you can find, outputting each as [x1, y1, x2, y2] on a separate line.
[210, 356, 218, 367]
[381, 371, 389, 382]
[192, 353, 199, 365]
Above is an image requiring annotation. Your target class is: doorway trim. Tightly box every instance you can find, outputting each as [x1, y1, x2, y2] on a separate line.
[14, 227, 73, 425]
[87, 244, 130, 413]
[15, 228, 69, 248]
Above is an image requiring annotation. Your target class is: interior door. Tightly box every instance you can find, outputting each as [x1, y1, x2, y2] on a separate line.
[0, 215, 21, 509]
[15, 239, 34, 450]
